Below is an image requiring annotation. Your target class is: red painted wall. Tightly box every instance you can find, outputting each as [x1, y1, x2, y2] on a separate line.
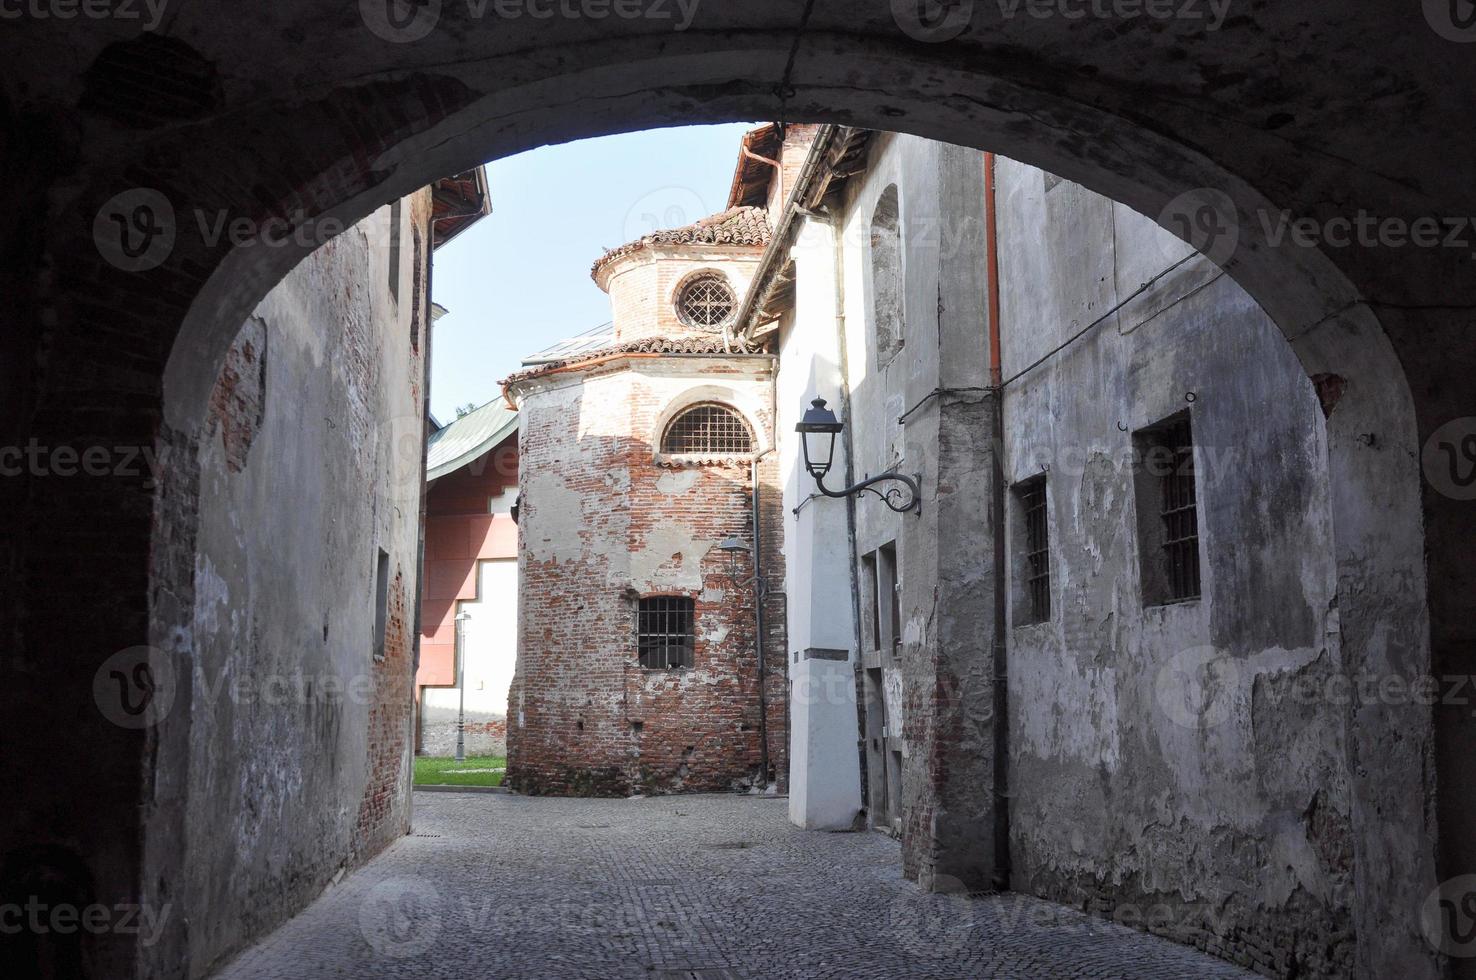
[417, 435, 518, 698]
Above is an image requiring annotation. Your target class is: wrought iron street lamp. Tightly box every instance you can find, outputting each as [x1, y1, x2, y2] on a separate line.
[795, 397, 921, 514]
[718, 536, 768, 591]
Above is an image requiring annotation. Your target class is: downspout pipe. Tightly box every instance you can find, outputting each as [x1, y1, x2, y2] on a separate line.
[741, 144, 783, 217]
[985, 151, 1011, 891]
[752, 444, 776, 786]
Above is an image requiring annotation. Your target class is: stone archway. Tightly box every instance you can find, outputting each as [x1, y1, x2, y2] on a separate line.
[4, 8, 1472, 979]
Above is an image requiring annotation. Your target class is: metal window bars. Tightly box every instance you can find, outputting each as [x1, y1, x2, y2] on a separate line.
[1157, 418, 1201, 602]
[1020, 479, 1051, 622]
[637, 596, 695, 669]
[661, 405, 754, 455]
[676, 274, 736, 328]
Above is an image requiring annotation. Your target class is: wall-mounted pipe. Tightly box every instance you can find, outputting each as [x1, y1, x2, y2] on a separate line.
[741, 144, 784, 217]
[752, 444, 776, 786]
[985, 151, 1011, 891]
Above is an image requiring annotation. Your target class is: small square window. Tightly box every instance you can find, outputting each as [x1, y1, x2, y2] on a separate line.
[637, 596, 694, 669]
[1133, 412, 1201, 605]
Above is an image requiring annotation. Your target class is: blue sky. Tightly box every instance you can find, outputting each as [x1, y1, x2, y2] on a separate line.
[428, 122, 759, 421]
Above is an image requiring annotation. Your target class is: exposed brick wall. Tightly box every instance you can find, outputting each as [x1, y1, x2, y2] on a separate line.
[354, 566, 414, 860]
[204, 317, 267, 473]
[602, 246, 765, 345]
[506, 358, 786, 796]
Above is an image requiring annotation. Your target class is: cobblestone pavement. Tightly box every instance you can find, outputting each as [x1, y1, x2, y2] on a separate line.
[216, 791, 1255, 979]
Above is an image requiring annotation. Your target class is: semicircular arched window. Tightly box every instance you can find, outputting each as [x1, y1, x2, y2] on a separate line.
[661, 404, 754, 455]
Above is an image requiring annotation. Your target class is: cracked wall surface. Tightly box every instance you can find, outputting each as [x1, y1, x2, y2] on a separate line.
[994, 158, 1379, 977]
[777, 133, 1438, 978]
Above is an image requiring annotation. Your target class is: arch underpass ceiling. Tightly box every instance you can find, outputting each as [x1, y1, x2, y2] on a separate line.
[2, 6, 1474, 980]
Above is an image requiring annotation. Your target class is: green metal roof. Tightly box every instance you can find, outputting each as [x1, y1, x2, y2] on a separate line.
[425, 401, 518, 482]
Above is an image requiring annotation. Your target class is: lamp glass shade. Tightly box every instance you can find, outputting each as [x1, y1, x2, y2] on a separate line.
[796, 397, 842, 479]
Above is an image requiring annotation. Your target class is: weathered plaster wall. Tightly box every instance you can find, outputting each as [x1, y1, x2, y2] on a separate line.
[775, 131, 1424, 975]
[176, 195, 430, 977]
[506, 357, 786, 796]
[832, 134, 996, 889]
[995, 159, 1353, 975]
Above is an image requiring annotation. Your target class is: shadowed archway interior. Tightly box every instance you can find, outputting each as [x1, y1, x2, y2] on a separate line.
[2, 6, 1473, 979]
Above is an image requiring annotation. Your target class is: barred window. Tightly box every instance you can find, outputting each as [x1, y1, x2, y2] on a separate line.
[1133, 413, 1201, 605]
[675, 273, 736, 328]
[661, 404, 753, 455]
[637, 596, 695, 669]
[1016, 477, 1051, 623]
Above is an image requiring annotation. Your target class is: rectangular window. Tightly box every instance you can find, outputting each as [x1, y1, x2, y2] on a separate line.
[1015, 476, 1051, 623]
[861, 552, 881, 652]
[387, 200, 402, 305]
[1133, 412, 1201, 605]
[637, 596, 695, 669]
[879, 542, 900, 653]
[372, 547, 390, 660]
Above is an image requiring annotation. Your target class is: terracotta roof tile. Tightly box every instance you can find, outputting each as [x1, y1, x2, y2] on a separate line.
[501, 335, 768, 387]
[591, 206, 771, 280]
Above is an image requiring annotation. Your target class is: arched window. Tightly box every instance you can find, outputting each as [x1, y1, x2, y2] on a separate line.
[661, 404, 754, 455]
[675, 272, 736, 329]
[870, 185, 904, 366]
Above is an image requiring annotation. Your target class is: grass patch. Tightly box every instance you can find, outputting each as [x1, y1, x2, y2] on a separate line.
[414, 755, 506, 788]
